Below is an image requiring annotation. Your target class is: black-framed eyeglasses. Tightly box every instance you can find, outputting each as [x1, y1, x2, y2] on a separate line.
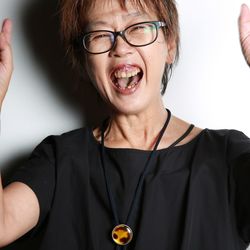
[82, 21, 167, 54]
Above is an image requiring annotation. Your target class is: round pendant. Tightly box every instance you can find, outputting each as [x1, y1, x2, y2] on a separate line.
[112, 224, 133, 245]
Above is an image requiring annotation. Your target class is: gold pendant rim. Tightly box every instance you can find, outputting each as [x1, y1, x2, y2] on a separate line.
[112, 224, 133, 246]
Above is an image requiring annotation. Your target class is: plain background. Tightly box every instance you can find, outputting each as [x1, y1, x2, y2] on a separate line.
[0, 0, 250, 166]
[0, 0, 250, 249]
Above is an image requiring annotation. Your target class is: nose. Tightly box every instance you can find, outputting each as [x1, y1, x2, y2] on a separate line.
[109, 35, 134, 57]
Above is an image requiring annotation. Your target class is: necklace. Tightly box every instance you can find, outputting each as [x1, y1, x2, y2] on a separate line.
[100, 109, 171, 249]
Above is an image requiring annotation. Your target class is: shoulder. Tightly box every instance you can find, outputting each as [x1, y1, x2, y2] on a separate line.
[169, 114, 250, 149]
[201, 128, 250, 144]
[32, 127, 92, 157]
[172, 113, 248, 138]
[193, 127, 250, 147]
[192, 127, 250, 163]
[41, 127, 88, 143]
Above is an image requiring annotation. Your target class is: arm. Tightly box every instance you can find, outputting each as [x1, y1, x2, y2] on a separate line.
[0, 175, 40, 247]
[0, 19, 40, 247]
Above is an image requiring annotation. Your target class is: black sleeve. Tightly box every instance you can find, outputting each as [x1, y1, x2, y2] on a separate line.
[4, 135, 56, 238]
[227, 129, 250, 244]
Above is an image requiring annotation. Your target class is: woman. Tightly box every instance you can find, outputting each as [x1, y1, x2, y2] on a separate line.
[0, 0, 250, 249]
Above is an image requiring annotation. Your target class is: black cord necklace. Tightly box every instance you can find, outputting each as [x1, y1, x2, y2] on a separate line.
[100, 109, 171, 249]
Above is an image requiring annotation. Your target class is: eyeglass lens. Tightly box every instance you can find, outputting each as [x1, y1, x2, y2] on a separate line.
[84, 22, 158, 54]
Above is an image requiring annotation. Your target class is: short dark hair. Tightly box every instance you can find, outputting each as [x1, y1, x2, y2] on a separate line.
[59, 0, 180, 95]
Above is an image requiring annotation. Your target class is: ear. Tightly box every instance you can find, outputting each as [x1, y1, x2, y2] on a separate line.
[166, 37, 176, 64]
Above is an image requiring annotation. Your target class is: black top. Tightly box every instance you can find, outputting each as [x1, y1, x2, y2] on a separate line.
[3, 125, 250, 250]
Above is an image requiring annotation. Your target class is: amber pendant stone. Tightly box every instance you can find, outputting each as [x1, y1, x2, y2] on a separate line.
[112, 224, 133, 245]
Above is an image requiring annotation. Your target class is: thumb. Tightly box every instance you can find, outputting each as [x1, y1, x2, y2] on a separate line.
[1, 19, 12, 45]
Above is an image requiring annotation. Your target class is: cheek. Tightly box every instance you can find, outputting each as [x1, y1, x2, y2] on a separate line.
[157, 41, 169, 60]
[142, 43, 168, 80]
[86, 56, 105, 83]
[155, 33, 170, 59]
[85, 56, 110, 96]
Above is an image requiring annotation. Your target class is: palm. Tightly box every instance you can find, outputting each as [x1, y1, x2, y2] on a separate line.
[239, 4, 250, 66]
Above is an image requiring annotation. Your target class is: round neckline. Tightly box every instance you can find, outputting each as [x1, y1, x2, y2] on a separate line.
[89, 126, 208, 153]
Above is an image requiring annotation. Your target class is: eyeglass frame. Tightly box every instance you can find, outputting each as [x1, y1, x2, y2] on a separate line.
[81, 21, 167, 55]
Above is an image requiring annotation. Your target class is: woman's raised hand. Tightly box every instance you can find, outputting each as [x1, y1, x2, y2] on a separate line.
[239, 4, 250, 66]
[0, 19, 13, 110]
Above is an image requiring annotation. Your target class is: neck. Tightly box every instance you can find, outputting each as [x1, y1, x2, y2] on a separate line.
[104, 103, 169, 150]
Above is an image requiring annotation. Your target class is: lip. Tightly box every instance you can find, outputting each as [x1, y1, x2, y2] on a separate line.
[109, 63, 144, 95]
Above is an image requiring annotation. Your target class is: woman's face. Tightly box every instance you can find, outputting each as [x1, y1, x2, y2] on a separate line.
[84, 0, 175, 115]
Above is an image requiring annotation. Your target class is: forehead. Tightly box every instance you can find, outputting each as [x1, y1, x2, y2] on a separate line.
[89, 12, 151, 27]
[83, 0, 157, 27]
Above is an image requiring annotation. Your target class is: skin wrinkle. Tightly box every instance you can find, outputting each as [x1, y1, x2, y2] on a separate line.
[240, 34, 250, 66]
[2, 2, 250, 247]
[59, 0, 203, 150]
[84, 0, 176, 150]
[60, 0, 180, 94]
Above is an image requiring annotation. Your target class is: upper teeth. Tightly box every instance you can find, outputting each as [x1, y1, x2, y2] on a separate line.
[114, 69, 141, 79]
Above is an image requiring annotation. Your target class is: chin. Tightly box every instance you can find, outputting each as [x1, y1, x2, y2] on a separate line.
[97, 77, 162, 116]
[109, 99, 155, 116]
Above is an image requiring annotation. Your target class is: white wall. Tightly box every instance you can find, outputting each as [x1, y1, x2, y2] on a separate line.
[0, 0, 250, 246]
[0, 0, 83, 167]
[1, 0, 250, 167]
[166, 0, 250, 133]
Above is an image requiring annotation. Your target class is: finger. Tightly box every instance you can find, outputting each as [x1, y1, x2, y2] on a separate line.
[0, 19, 13, 64]
[1, 19, 12, 44]
[0, 27, 13, 69]
[0, 31, 7, 50]
[0, 36, 13, 68]
[239, 4, 250, 41]
[239, 4, 250, 23]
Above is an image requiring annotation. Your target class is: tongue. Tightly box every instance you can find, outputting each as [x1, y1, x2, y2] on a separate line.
[116, 74, 140, 88]
[117, 78, 130, 88]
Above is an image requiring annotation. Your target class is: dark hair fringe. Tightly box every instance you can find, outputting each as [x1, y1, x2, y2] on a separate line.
[161, 64, 173, 95]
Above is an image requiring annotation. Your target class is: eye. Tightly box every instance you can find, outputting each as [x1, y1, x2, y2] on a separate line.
[130, 25, 147, 32]
[128, 24, 154, 35]
[90, 32, 111, 42]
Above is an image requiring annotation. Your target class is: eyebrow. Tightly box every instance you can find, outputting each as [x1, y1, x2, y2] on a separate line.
[89, 12, 149, 27]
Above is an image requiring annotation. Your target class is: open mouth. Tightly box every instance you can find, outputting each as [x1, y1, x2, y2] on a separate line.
[110, 67, 143, 92]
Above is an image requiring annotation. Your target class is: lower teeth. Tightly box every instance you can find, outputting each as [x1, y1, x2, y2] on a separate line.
[113, 71, 142, 90]
[116, 82, 137, 90]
